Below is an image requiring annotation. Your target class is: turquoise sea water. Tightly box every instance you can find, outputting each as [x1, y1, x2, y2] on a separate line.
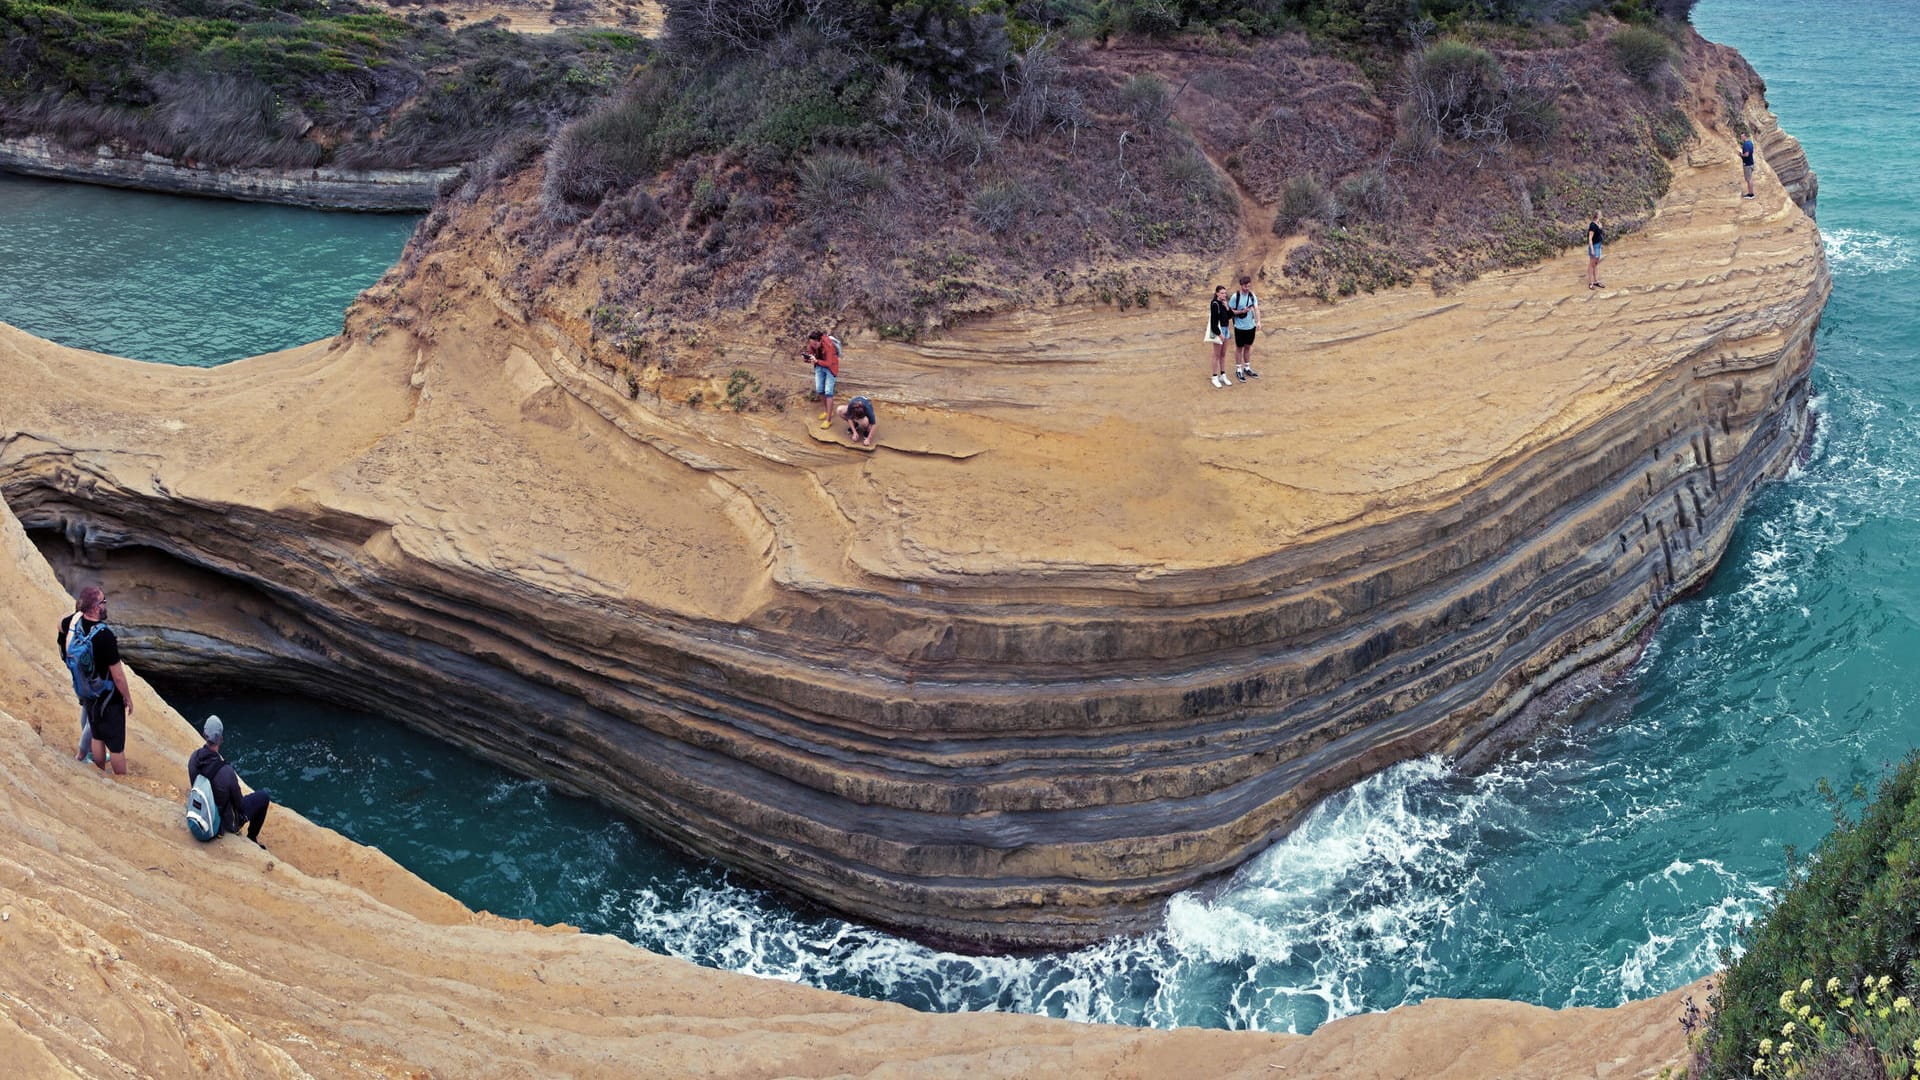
[21, 0, 1920, 1036]
[0, 173, 417, 364]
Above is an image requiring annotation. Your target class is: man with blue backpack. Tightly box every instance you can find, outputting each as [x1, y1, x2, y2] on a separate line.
[187, 715, 270, 846]
[57, 585, 134, 776]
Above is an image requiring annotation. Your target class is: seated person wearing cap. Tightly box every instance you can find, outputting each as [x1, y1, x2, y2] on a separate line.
[188, 715, 271, 845]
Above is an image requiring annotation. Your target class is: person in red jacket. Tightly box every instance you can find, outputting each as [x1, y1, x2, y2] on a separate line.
[802, 331, 840, 431]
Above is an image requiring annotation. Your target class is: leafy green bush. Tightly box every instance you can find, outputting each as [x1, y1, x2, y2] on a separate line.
[1650, 104, 1693, 157]
[1611, 24, 1673, 85]
[1119, 72, 1171, 123]
[1406, 40, 1507, 142]
[970, 177, 1034, 234]
[1272, 173, 1331, 236]
[1697, 755, 1920, 1078]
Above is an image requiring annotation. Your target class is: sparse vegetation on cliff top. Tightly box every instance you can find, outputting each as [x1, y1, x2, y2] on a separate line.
[404, 0, 1738, 378]
[0, 0, 643, 168]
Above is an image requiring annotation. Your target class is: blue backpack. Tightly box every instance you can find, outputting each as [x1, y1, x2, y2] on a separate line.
[186, 773, 221, 841]
[64, 618, 113, 704]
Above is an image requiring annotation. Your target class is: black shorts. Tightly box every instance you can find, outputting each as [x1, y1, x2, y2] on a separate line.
[1234, 326, 1257, 348]
[85, 694, 126, 755]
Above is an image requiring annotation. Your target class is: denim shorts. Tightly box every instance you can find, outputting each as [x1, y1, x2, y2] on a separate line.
[813, 366, 836, 396]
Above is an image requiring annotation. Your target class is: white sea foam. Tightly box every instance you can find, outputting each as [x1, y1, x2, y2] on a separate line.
[1822, 228, 1912, 277]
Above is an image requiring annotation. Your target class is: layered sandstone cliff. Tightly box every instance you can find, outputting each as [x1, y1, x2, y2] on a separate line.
[0, 136, 460, 211]
[0, 74, 1825, 954]
[0, 497, 1696, 1076]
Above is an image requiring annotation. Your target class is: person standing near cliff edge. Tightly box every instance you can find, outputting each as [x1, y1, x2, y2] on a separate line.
[57, 585, 133, 776]
[1586, 211, 1606, 290]
[1206, 285, 1234, 388]
[802, 330, 841, 432]
[1227, 275, 1261, 382]
[1739, 135, 1757, 198]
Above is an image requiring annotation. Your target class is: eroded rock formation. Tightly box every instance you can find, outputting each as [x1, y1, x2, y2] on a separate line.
[0, 75, 1825, 953]
[0, 498, 1696, 1076]
[0, 136, 461, 211]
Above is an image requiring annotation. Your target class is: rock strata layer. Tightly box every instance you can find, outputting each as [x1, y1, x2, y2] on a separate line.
[0, 497, 1698, 1077]
[0, 136, 458, 210]
[0, 93, 1825, 950]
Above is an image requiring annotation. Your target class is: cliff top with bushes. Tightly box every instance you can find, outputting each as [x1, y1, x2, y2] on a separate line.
[0, 0, 647, 168]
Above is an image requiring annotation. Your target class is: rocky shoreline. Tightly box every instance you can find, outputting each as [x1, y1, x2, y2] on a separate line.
[0, 136, 458, 211]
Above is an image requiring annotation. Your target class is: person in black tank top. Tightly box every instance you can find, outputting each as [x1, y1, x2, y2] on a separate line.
[1586, 210, 1606, 290]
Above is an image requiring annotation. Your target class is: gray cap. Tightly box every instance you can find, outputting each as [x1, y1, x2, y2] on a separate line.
[202, 715, 224, 743]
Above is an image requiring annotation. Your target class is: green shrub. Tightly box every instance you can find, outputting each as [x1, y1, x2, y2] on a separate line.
[1611, 24, 1674, 85]
[543, 93, 664, 214]
[797, 150, 890, 217]
[1650, 104, 1694, 158]
[1336, 168, 1398, 223]
[1272, 173, 1331, 236]
[1697, 755, 1920, 1078]
[970, 177, 1034, 234]
[1160, 150, 1223, 205]
[1406, 40, 1507, 142]
[1119, 72, 1171, 123]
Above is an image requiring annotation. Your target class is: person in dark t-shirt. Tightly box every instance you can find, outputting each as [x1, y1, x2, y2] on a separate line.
[188, 715, 271, 845]
[838, 395, 877, 447]
[56, 584, 134, 775]
[1586, 211, 1606, 290]
[1739, 136, 1757, 198]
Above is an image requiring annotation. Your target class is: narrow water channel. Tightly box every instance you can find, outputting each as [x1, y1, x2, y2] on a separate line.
[0, 172, 416, 365]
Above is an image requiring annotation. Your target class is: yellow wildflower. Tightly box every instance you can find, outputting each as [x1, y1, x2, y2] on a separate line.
[1827, 976, 1842, 995]
[1752, 1059, 1768, 1075]
[1881, 1007, 1893, 1020]
[1869, 990, 1880, 1007]
[1782, 1021, 1796, 1037]
[1840, 996, 1855, 1009]
[1881, 974, 1895, 991]
[1780, 989, 1798, 1011]
[1801, 978, 1816, 995]
[1910, 1035, 1920, 1055]
[1897, 996, 1913, 1012]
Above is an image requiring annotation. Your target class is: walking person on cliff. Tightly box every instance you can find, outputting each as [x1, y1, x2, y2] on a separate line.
[188, 715, 271, 846]
[1739, 135, 1757, 198]
[1586, 211, 1606, 290]
[58, 584, 134, 776]
[1228, 276, 1261, 381]
[1206, 285, 1234, 388]
[802, 330, 840, 432]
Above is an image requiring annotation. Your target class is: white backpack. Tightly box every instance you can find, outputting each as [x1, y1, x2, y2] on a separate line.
[186, 773, 220, 842]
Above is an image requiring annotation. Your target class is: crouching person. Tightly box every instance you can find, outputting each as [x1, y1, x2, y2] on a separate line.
[187, 715, 269, 846]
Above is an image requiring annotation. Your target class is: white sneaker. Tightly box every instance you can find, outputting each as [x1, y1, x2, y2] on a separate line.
[1211, 374, 1225, 387]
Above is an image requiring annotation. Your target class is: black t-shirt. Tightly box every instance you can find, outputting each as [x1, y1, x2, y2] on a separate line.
[1209, 297, 1233, 335]
[1740, 139, 1755, 166]
[57, 614, 121, 677]
[1587, 221, 1606, 247]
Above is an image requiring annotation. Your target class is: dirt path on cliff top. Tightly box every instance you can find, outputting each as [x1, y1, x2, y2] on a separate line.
[0, 491, 1698, 1077]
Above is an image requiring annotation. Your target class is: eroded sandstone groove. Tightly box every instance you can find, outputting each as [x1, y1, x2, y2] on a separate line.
[0, 95, 1825, 948]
